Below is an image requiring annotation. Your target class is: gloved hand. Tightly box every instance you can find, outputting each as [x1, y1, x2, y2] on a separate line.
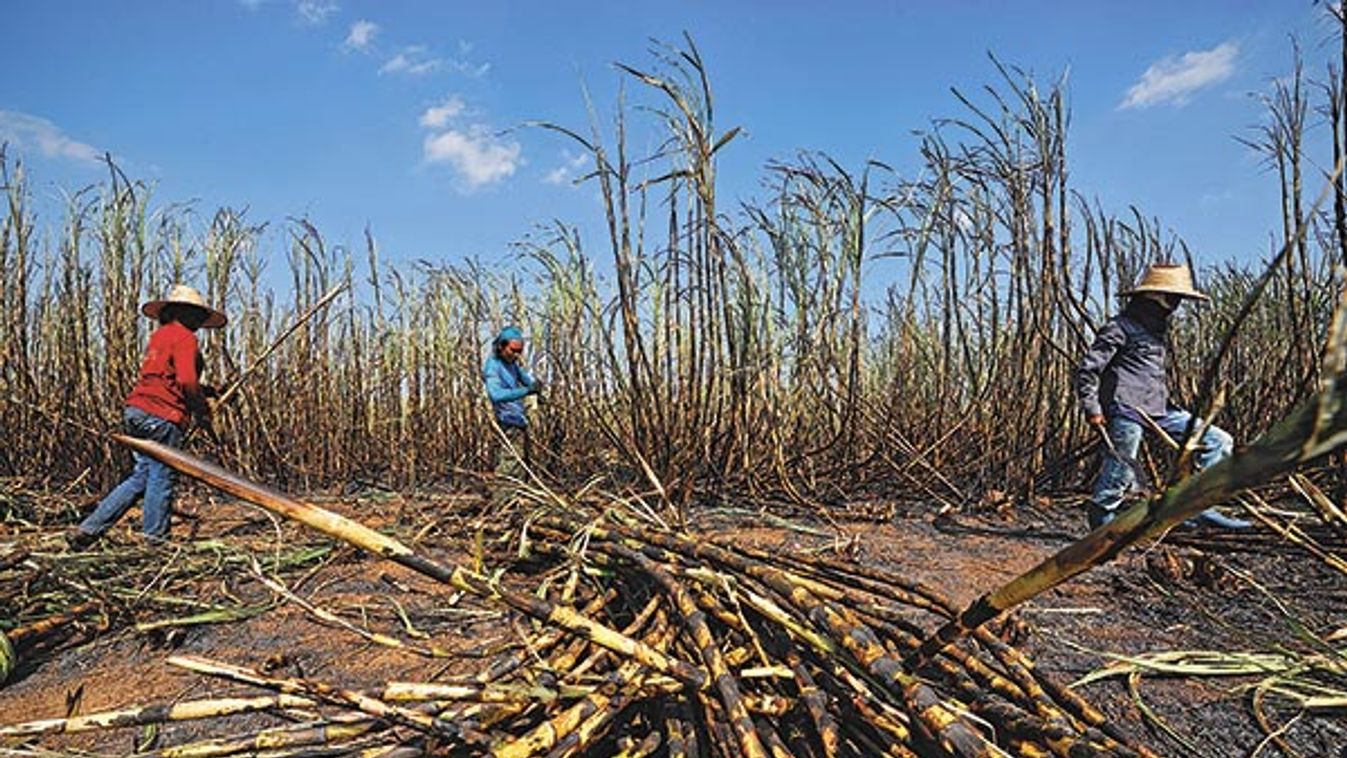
[528, 378, 545, 396]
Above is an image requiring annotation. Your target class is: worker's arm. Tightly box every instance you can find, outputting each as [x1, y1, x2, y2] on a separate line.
[1075, 319, 1125, 424]
[172, 332, 212, 424]
[483, 360, 531, 403]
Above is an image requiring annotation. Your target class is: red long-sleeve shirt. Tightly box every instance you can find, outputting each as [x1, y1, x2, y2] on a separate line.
[126, 321, 206, 426]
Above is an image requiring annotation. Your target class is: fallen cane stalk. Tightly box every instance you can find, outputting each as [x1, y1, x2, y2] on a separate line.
[1, 600, 102, 685]
[147, 718, 382, 758]
[617, 545, 767, 758]
[112, 434, 707, 690]
[0, 633, 14, 685]
[0, 694, 317, 737]
[166, 654, 464, 739]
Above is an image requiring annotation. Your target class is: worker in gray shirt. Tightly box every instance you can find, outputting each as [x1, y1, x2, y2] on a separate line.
[1076, 263, 1251, 531]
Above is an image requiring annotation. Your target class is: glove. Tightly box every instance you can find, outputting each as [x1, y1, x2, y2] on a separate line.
[201, 383, 221, 399]
[529, 379, 545, 396]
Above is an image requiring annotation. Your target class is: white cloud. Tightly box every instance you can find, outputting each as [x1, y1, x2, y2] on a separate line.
[449, 60, 491, 78]
[419, 97, 467, 129]
[344, 20, 378, 52]
[423, 127, 522, 190]
[1121, 42, 1238, 109]
[380, 46, 442, 76]
[543, 150, 590, 185]
[446, 42, 490, 78]
[0, 110, 101, 164]
[297, 0, 338, 25]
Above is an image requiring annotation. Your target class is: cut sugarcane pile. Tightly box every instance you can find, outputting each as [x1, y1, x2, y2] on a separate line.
[3, 504, 1156, 757]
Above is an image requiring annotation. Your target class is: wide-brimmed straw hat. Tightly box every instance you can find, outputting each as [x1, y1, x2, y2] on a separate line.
[1121, 263, 1209, 302]
[141, 284, 228, 328]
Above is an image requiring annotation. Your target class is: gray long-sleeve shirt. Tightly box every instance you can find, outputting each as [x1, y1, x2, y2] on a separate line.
[1075, 314, 1168, 419]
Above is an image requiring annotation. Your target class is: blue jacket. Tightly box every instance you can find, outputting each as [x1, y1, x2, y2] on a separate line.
[483, 355, 535, 428]
[1076, 308, 1168, 420]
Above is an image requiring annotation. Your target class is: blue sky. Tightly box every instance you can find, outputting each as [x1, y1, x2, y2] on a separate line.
[1, 1, 1338, 279]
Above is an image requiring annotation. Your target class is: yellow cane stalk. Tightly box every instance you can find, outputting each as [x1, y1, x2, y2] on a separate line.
[113, 434, 706, 690]
[0, 695, 316, 736]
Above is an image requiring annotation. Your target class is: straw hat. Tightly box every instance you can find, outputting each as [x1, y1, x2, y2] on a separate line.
[1121, 263, 1209, 302]
[141, 284, 228, 328]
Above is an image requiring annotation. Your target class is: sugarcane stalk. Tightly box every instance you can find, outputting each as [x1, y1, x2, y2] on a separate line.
[751, 717, 796, 758]
[794, 544, 1130, 749]
[541, 684, 641, 758]
[558, 517, 997, 756]
[784, 645, 841, 758]
[6, 600, 101, 649]
[493, 611, 677, 758]
[166, 654, 467, 741]
[492, 661, 643, 758]
[969, 630, 1153, 756]
[0, 548, 29, 571]
[445, 586, 618, 694]
[1243, 491, 1347, 573]
[144, 716, 380, 758]
[678, 522, 1126, 758]
[458, 591, 664, 735]
[0, 632, 12, 687]
[1288, 473, 1347, 534]
[608, 731, 663, 758]
[114, 434, 706, 689]
[607, 543, 768, 758]
[382, 681, 567, 705]
[0, 694, 317, 737]
[356, 743, 426, 758]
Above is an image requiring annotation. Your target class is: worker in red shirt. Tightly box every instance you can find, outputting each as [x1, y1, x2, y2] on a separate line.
[69, 285, 226, 547]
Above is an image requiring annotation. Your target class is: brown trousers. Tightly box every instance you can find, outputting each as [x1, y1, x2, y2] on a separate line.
[490, 425, 528, 507]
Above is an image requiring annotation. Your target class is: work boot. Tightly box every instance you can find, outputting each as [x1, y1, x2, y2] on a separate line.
[1185, 508, 1252, 530]
[1086, 505, 1116, 531]
[65, 529, 99, 551]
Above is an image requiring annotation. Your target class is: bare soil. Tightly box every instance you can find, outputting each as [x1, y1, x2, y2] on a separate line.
[2, 490, 1345, 756]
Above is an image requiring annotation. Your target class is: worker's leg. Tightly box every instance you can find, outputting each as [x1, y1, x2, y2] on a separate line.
[1088, 415, 1143, 529]
[1156, 408, 1249, 530]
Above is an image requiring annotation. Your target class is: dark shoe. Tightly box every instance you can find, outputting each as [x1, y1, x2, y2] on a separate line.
[1191, 508, 1252, 530]
[66, 529, 99, 551]
[1087, 506, 1116, 530]
[142, 534, 169, 549]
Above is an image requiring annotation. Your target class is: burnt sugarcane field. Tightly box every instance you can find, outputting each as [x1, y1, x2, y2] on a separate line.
[5, 8, 1347, 758]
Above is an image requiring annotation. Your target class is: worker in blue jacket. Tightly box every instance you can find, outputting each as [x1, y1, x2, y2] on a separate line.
[1076, 263, 1251, 532]
[483, 325, 541, 507]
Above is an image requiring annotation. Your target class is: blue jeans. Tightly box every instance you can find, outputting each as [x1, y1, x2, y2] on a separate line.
[80, 407, 183, 539]
[1091, 407, 1232, 515]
